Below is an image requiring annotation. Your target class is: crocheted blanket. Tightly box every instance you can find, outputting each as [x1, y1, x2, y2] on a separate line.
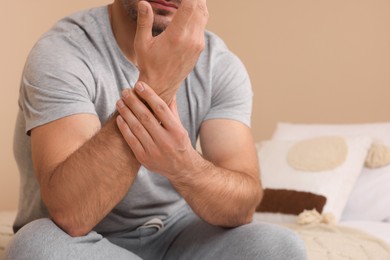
[285, 223, 390, 260]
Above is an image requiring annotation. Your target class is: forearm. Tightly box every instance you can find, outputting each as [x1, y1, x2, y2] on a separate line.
[116, 83, 262, 227]
[40, 115, 140, 236]
[170, 151, 263, 227]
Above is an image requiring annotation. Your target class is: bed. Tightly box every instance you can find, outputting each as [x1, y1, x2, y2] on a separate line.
[253, 214, 390, 259]
[1, 122, 390, 259]
[253, 122, 390, 259]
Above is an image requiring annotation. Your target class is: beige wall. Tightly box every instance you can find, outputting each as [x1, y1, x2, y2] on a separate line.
[207, 0, 390, 140]
[1, 0, 390, 210]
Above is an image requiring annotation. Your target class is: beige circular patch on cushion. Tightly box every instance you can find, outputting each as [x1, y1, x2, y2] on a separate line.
[365, 142, 390, 168]
[287, 136, 348, 172]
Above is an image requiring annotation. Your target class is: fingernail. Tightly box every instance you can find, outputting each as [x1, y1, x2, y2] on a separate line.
[139, 2, 148, 15]
[122, 89, 130, 98]
[117, 99, 125, 109]
[135, 82, 145, 92]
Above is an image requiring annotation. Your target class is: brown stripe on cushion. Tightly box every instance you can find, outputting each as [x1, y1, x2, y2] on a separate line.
[256, 188, 327, 215]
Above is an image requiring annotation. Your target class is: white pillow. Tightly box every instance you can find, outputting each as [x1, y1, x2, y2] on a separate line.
[256, 136, 372, 223]
[342, 166, 390, 222]
[272, 122, 390, 222]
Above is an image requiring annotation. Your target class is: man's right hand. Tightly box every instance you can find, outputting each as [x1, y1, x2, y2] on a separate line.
[134, 0, 208, 104]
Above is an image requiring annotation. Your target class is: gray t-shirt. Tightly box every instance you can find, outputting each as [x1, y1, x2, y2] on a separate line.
[13, 6, 253, 234]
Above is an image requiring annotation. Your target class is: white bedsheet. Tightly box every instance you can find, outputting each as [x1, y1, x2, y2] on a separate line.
[341, 220, 390, 245]
[253, 212, 390, 245]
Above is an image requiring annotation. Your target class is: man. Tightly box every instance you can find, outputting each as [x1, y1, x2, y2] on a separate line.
[6, 0, 307, 259]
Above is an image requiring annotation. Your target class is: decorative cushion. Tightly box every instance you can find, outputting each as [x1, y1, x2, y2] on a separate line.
[256, 136, 372, 223]
[257, 189, 327, 216]
[272, 122, 390, 222]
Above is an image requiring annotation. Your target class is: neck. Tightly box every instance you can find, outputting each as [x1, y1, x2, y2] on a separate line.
[109, 2, 138, 64]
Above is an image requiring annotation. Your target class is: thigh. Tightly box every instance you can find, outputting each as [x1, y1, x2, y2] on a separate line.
[5, 218, 142, 260]
[165, 216, 307, 260]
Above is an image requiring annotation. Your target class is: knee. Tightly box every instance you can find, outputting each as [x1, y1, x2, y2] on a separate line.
[5, 218, 67, 260]
[242, 223, 307, 260]
[273, 227, 307, 260]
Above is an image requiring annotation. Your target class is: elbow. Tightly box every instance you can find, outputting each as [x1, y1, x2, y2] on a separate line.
[39, 175, 94, 237]
[41, 191, 91, 237]
[221, 212, 254, 228]
[221, 201, 262, 228]
[237, 205, 258, 226]
[50, 211, 91, 237]
[235, 184, 264, 227]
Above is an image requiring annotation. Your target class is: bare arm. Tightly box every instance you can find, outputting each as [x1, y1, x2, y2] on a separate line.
[32, 0, 207, 236]
[32, 114, 140, 237]
[182, 119, 262, 226]
[116, 82, 263, 227]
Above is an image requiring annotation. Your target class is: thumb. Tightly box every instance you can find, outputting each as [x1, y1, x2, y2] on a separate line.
[135, 1, 153, 49]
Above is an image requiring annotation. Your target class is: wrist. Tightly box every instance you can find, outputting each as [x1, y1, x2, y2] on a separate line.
[168, 149, 209, 189]
[137, 74, 180, 105]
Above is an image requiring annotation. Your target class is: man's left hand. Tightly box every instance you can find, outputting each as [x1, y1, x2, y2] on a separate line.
[116, 81, 199, 178]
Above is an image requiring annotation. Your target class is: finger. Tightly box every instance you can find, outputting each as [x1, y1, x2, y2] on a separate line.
[134, 1, 153, 50]
[193, 0, 209, 30]
[134, 82, 178, 130]
[116, 115, 145, 157]
[116, 97, 155, 149]
[167, 0, 197, 33]
[120, 88, 162, 135]
[189, 0, 208, 41]
[169, 0, 208, 34]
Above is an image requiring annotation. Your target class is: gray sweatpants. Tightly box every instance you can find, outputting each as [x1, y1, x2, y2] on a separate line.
[5, 208, 307, 260]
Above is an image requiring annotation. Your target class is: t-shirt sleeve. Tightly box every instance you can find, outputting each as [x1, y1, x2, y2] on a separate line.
[203, 47, 253, 128]
[20, 35, 97, 134]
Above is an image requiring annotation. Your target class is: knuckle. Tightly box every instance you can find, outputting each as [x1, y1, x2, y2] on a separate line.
[154, 103, 167, 115]
[169, 33, 186, 45]
[139, 113, 152, 124]
[132, 123, 144, 134]
[174, 129, 189, 144]
[126, 135, 138, 147]
[137, 21, 147, 28]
